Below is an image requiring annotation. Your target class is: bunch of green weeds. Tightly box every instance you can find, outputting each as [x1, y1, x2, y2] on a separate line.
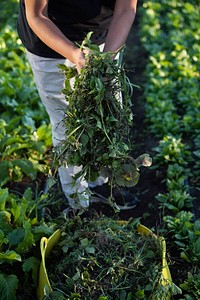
[54, 33, 151, 204]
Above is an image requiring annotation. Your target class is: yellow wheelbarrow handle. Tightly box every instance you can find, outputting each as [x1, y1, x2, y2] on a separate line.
[137, 224, 172, 299]
[37, 229, 61, 300]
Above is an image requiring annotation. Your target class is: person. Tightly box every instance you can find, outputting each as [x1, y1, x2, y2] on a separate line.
[17, 0, 139, 211]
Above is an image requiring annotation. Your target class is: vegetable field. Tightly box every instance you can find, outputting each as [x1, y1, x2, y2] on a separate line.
[0, 0, 199, 299]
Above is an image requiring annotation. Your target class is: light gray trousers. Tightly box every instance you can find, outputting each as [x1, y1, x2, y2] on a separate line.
[26, 50, 107, 208]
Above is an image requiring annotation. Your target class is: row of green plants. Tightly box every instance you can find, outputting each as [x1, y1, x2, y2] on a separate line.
[0, 1, 55, 299]
[139, 0, 200, 298]
[0, 0, 52, 188]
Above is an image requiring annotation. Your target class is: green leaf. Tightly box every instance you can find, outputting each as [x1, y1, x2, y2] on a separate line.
[36, 123, 52, 147]
[0, 230, 9, 247]
[0, 161, 10, 186]
[16, 221, 35, 253]
[10, 198, 27, 225]
[0, 273, 18, 300]
[85, 246, 95, 254]
[12, 159, 37, 180]
[127, 292, 134, 300]
[115, 164, 140, 187]
[135, 289, 145, 299]
[80, 133, 89, 147]
[80, 238, 89, 247]
[21, 115, 35, 129]
[0, 250, 21, 264]
[194, 237, 200, 254]
[0, 212, 12, 234]
[22, 256, 40, 284]
[0, 188, 9, 210]
[70, 292, 82, 300]
[119, 290, 127, 300]
[0, 210, 11, 223]
[180, 251, 191, 262]
[7, 228, 25, 247]
[3, 143, 31, 157]
[23, 188, 33, 203]
[72, 270, 80, 281]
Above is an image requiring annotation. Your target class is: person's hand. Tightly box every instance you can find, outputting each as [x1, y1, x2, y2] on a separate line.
[73, 48, 90, 73]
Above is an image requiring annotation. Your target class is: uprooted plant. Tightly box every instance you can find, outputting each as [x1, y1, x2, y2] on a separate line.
[53, 33, 152, 208]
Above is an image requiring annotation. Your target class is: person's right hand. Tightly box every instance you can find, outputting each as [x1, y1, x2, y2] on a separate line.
[73, 48, 90, 73]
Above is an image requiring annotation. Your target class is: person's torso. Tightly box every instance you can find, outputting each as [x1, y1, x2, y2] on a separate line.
[17, 0, 116, 58]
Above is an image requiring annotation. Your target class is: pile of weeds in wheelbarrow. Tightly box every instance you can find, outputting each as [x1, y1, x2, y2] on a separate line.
[45, 216, 180, 300]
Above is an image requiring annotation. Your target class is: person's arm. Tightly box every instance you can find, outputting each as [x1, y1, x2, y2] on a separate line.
[103, 0, 138, 52]
[24, 0, 85, 72]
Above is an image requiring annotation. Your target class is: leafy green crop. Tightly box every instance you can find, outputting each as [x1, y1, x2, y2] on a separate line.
[0, 186, 57, 298]
[0, 119, 52, 186]
[179, 270, 200, 300]
[0, 187, 56, 256]
[0, 0, 52, 190]
[138, 0, 200, 295]
[0, 25, 49, 128]
[164, 211, 200, 263]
